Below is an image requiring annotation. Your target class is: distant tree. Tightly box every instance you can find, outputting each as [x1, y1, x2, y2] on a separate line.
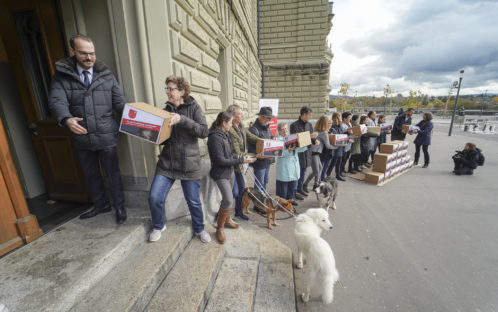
[338, 82, 351, 112]
[422, 95, 429, 106]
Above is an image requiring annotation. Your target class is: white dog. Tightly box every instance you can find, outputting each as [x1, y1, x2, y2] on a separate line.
[294, 208, 339, 304]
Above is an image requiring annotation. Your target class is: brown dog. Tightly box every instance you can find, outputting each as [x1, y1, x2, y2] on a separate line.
[241, 187, 294, 229]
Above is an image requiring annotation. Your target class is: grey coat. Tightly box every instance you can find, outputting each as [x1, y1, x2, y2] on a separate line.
[156, 97, 208, 180]
[367, 118, 378, 151]
[48, 56, 127, 150]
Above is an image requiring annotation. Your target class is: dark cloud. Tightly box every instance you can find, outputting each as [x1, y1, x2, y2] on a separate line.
[335, 0, 498, 95]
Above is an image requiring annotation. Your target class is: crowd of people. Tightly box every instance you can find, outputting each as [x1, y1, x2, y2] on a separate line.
[48, 34, 481, 247]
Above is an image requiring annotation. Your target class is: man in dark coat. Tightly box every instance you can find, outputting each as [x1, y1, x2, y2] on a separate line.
[247, 107, 274, 214]
[391, 108, 414, 141]
[290, 106, 318, 197]
[48, 34, 127, 224]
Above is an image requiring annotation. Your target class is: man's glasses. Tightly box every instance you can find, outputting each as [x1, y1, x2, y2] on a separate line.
[76, 50, 96, 57]
[165, 87, 179, 92]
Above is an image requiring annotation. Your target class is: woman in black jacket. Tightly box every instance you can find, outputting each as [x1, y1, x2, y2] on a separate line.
[148, 76, 209, 243]
[208, 112, 255, 244]
[453, 142, 479, 175]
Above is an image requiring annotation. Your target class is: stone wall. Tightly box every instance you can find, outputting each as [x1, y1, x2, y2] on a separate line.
[259, 0, 333, 119]
[168, 0, 261, 153]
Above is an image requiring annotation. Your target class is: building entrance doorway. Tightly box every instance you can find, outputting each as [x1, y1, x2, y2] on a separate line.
[0, 0, 91, 255]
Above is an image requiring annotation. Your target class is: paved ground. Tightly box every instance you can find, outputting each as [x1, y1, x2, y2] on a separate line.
[245, 116, 498, 312]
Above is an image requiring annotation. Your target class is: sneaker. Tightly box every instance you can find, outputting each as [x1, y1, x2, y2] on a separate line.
[235, 213, 249, 221]
[292, 201, 299, 206]
[196, 230, 211, 243]
[295, 193, 305, 201]
[149, 225, 166, 242]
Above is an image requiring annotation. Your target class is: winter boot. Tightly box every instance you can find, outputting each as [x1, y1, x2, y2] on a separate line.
[216, 208, 229, 244]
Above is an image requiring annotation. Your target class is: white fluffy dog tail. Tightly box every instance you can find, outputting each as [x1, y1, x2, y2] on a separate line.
[322, 269, 339, 304]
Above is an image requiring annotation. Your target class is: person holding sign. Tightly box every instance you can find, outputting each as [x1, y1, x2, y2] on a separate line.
[248, 107, 275, 214]
[148, 76, 210, 243]
[290, 107, 318, 196]
[226, 104, 260, 220]
[207, 112, 255, 244]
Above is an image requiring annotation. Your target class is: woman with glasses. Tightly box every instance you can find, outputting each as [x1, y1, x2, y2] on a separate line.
[148, 76, 211, 243]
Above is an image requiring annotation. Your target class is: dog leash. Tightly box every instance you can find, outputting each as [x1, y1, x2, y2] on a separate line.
[240, 164, 297, 218]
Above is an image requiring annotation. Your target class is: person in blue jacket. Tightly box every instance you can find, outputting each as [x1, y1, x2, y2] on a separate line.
[413, 112, 434, 168]
[276, 123, 308, 207]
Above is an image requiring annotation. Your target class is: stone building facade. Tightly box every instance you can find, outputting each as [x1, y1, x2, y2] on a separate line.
[0, 0, 333, 253]
[259, 0, 334, 119]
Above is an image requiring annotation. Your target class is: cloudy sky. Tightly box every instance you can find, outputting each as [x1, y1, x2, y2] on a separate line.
[327, 0, 498, 97]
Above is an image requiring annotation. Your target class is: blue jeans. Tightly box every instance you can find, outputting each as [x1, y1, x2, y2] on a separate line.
[232, 172, 245, 214]
[320, 151, 333, 181]
[148, 174, 204, 233]
[297, 166, 307, 191]
[276, 180, 297, 200]
[253, 166, 270, 192]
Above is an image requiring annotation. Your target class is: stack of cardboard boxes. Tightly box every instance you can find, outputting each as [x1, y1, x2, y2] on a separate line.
[363, 140, 415, 185]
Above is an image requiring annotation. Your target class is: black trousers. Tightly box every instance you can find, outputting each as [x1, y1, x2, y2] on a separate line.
[75, 147, 124, 210]
[453, 158, 473, 174]
[341, 150, 351, 172]
[414, 144, 430, 165]
[326, 156, 343, 178]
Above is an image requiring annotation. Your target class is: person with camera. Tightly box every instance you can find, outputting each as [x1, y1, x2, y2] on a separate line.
[453, 143, 479, 175]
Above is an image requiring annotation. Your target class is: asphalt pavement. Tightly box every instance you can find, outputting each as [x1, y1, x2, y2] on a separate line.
[244, 117, 498, 312]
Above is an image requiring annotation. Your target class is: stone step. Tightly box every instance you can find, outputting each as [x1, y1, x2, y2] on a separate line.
[70, 217, 194, 312]
[145, 226, 224, 312]
[0, 208, 150, 312]
[242, 223, 296, 312]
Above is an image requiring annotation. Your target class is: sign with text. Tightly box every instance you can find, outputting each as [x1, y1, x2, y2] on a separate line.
[258, 98, 279, 136]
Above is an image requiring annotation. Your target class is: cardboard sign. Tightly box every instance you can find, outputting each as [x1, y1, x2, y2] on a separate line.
[367, 126, 381, 135]
[349, 124, 367, 137]
[372, 153, 392, 173]
[329, 134, 348, 146]
[364, 171, 385, 185]
[256, 139, 284, 157]
[119, 102, 173, 144]
[259, 98, 279, 137]
[379, 123, 393, 131]
[380, 142, 400, 154]
[284, 131, 311, 148]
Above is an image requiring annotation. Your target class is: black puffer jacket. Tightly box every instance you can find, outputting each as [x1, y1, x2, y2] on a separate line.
[207, 129, 243, 180]
[248, 118, 274, 170]
[48, 56, 127, 150]
[290, 118, 315, 168]
[156, 96, 208, 180]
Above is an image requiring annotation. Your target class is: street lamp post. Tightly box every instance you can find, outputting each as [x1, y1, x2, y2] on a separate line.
[448, 69, 464, 136]
[353, 90, 357, 113]
[383, 84, 389, 114]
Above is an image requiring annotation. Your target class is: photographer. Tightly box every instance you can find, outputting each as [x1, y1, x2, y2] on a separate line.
[453, 143, 479, 175]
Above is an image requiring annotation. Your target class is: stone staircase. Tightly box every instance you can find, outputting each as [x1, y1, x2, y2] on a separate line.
[0, 208, 295, 312]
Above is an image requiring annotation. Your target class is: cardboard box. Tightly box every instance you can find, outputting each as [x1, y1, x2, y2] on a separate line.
[379, 123, 393, 131]
[402, 125, 420, 134]
[284, 131, 311, 148]
[256, 139, 284, 157]
[367, 126, 381, 135]
[120, 102, 173, 144]
[373, 153, 391, 173]
[329, 134, 348, 146]
[380, 142, 400, 154]
[364, 171, 385, 185]
[349, 124, 367, 137]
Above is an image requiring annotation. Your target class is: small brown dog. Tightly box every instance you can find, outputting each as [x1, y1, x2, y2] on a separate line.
[241, 187, 294, 229]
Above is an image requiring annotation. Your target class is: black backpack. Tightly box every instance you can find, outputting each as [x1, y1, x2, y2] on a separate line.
[477, 148, 485, 166]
